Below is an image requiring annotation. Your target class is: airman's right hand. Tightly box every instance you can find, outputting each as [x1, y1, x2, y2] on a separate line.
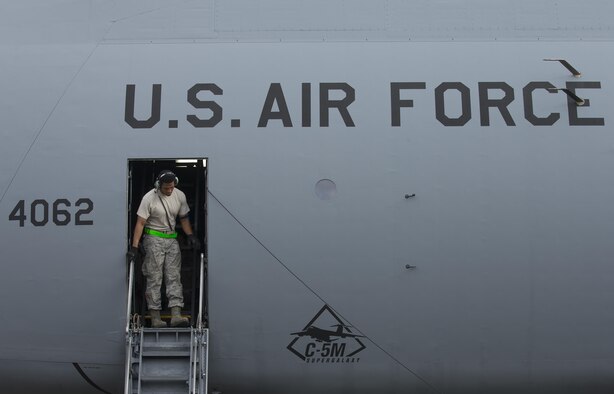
[126, 246, 139, 263]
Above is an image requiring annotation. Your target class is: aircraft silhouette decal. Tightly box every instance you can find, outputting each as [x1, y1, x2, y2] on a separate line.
[291, 324, 365, 343]
[287, 305, 366, 363]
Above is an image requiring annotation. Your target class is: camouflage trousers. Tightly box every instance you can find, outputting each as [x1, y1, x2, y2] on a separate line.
[142, 234, 184, 310]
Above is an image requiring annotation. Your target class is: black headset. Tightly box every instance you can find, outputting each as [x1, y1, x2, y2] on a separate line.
[154, 170, 179, 190]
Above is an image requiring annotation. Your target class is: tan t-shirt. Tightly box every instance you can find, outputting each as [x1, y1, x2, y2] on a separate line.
[136, 188, 190, 232]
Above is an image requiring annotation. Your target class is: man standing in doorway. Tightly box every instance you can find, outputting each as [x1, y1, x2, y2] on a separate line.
[127, 170, 200, 328]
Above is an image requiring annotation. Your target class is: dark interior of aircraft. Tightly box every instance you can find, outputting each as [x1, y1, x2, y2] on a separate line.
[127, 158, 208, 327]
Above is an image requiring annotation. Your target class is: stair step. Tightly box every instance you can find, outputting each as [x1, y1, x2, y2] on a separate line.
[133, 391, 189, 394]
[140, 375, 189, 382]
[142, 344, 190, 352]
[142, 340, 191, 346]
[142, 350, 190, 357]
[142, 328, 193, 333]
[135, 390, 187, 394]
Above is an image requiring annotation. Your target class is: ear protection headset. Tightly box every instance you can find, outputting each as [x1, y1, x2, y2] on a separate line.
[154, 170, 179, 190]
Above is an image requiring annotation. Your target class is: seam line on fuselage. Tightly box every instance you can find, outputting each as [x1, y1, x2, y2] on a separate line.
[0, 22, 116, 205]
[208, 189, 444, 394]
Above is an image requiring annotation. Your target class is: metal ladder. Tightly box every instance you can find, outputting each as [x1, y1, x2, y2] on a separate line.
[124, 254, 209, 394]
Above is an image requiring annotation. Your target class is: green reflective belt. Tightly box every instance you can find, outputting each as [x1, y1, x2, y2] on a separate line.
[144, 228, 177, 238]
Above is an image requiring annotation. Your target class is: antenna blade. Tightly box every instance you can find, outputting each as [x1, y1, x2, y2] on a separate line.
[543, 59, 582, 77]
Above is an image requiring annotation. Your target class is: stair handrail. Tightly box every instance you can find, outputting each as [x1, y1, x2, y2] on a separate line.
[191, 329, 198, 394]
[190, 333, 198, 394]
[197, 252, 205, 330]
[193, 252, 207, 394]
[202, 328, 209, 394]
[123, 257, 136, 394]
[126, 257, 135, 334]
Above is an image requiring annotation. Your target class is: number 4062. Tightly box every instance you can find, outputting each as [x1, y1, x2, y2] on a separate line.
[9, 198, 94, 227]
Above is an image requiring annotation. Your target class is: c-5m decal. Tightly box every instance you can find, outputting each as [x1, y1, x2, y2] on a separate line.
[287, 305, 366, 364]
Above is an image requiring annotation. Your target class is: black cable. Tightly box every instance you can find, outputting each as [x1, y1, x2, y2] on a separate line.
[208, 189, 443, 394]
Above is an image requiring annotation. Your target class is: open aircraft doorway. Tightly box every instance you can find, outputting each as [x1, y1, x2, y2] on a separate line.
[127, 158, 208, 328]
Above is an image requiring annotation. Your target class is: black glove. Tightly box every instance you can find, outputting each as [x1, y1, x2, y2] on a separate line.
[126, 246, 139, 263]
[187, 234, 201, 250]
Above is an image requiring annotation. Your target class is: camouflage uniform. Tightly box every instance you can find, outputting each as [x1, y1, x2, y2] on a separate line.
[136, 186, 190, 311]
[142, 234, 184, 310]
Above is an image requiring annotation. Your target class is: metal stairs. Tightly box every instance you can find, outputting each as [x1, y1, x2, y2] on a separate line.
[127, 328, 209, 394]
[125, 254, 209, 394]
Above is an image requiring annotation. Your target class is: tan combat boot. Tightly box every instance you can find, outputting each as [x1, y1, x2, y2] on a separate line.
[170, 307, 189, 327]
[149, 310, 167, 328]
